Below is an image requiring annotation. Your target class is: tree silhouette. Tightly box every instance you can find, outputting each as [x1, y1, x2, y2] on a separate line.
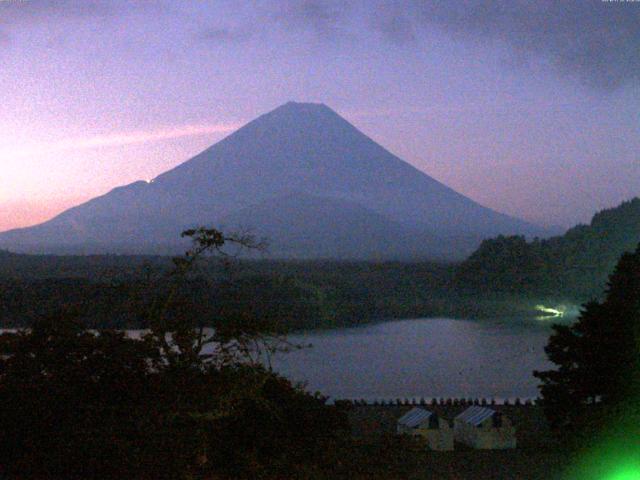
[0, 228, 348, 478]
[534, 243, 640, 435]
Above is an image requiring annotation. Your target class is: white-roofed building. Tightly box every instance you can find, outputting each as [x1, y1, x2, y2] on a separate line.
[454, 406, 516, 449]
[396, 407, 453, 451]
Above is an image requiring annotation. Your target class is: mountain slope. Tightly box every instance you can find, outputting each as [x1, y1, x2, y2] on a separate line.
[219, 192, 458, 260]
[0, 102, 543, 258]
[455, 197, 640, 299]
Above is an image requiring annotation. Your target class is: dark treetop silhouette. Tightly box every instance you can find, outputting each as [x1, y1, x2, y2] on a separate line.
[0, 228, 349, 479]
[535, 242, 640, 440]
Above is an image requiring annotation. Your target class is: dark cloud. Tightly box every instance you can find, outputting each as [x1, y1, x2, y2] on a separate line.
[408, 1, 640, 89]
[0, 0, 161, 46]
[200, 27, 252, 44]
[375, 14, 416, 45]
[4, 1, 638, 89]
[0, 0, 119, 21]
[0, 0, 161, 35]
[272, 0, 351, 40]
[264, 0, 640, 89]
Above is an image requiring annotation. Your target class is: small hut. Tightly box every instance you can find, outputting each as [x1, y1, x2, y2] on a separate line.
[454, 406, 516, 449]
[396, 407, 453, 451]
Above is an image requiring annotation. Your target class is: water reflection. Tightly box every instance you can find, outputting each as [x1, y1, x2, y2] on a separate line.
[0, 316, 571, 401]
[270, 317, 572, 400]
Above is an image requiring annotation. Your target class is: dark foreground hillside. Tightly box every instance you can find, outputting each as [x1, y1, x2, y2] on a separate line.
[340, 445, 567, 480]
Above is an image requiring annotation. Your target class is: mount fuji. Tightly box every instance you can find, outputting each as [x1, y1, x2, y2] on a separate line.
[0, 102, 544, 259]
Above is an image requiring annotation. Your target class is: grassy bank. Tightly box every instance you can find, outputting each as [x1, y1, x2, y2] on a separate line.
[338, 404, 569, 479]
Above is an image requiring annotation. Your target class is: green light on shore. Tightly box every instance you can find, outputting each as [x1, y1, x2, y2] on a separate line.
[607, 464, 640, 480]
[562, 401, 640, 480]
[567, 454, 640, 480]
[535, 304, 565, 317]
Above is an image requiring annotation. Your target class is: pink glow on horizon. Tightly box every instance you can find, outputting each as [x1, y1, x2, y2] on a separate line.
[0, 122, 240, 161]
[0, 197, 91, 232]
[0, 123, 241, 229]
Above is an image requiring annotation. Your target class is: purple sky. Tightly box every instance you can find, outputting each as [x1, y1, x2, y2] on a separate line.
[1, 0, 639, 232]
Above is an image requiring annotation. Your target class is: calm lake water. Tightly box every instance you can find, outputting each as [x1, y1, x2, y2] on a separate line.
[3, 316, 568, 401]
[269, 317, 569, 401]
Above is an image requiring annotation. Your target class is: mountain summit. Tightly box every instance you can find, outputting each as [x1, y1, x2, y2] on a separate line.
[0, 102, 543, 259]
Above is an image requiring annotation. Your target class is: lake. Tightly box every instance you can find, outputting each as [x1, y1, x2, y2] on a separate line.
[3, 316, 566, 401]
[269, 317, 569, 401]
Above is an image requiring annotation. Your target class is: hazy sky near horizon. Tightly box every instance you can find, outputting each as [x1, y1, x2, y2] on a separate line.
[1, 0, 639, 232]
